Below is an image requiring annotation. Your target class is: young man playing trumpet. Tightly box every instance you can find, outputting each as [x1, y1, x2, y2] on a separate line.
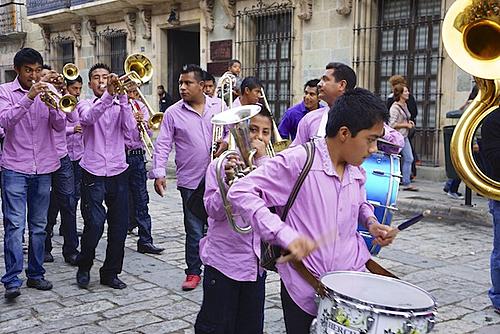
[195, 107, 273, 333]
[75, 63, 136, 289]
[125, 87, 164, 254]
[228, 88, 398, 333]
[0, 48, 66, 299]
[151, 64, 224, 291]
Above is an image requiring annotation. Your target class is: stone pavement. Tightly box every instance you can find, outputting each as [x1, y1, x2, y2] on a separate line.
[0, 177, 499, 333]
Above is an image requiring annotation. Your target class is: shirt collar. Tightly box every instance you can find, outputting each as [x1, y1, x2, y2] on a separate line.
[315, 138, 364, 184]
[12, 77, 29, 93]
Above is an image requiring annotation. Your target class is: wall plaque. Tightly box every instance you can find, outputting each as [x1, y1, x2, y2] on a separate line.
[210, 40, 232, 61]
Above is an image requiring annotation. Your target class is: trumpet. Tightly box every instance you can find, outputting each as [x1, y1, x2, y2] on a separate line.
[260, 88, 291, 157]
[38, 63, 80, 113]
[211, 105, 262, 234]
[129, 98, 154, 159]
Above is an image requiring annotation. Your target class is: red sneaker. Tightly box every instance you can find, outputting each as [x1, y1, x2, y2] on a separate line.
[181, 274, 201, 291]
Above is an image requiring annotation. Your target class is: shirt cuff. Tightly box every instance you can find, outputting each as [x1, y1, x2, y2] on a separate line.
[254, 155, 270, 167]
[101, 90, 114, 105]
[275, 225, 300, 249]
[148, 168, 166, 179]
[19, 95, 35, 110]
[119, 93, 128, 105]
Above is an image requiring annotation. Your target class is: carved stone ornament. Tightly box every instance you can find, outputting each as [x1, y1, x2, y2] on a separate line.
[85, 18, 97, 45]
[124, 11, 137, 42]
[296, 0, 313, 21]
[168, 3, 180, 26]
[139, 8, 152, 40]
[199, 0, 215, 32]
[336, 0, 353, 16]
[40, 24, 51, 52]
[221, 0, 236, 30]
[71, 23, 82, 48]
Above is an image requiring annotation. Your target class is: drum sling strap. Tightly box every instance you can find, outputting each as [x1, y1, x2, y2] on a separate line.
[282, 141, 398, 297]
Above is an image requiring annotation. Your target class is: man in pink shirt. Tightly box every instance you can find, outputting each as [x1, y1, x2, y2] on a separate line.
[228, 88, 397, 333]
[75, 63, 136, 290]
[0, 48, 66, 299]
[151, 64, 224, 291]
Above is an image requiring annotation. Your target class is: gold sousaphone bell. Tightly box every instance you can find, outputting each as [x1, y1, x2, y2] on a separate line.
[442, 0, 500, 200]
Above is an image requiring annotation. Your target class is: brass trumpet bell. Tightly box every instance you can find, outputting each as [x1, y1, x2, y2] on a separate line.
[442, 0, 500, 200]
[124, 53, 153, 83]
[63, 63, 79, 81]
[40, 91, 77, 113]
[148, 113, 163, 131]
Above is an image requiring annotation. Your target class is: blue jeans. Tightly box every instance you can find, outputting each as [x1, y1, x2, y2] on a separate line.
[489, 200, 500, 308]
[445, 178, 461, 194]
[401, 137, 414, 186]
[1, 169, 51, 289]
[127, 153, 153, 245]
[77, 169, 129, 278]
[45, 155, 78, 258]
[179, 186, 204, 276]
[195, 265, 266, 333]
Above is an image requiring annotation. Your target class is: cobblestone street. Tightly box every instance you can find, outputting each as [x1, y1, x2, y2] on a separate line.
[1, 179, 499, 333]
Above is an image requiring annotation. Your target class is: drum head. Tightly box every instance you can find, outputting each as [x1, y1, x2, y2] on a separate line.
[321, 271, 435, 312]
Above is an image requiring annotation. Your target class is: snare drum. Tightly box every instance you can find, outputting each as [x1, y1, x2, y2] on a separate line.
[359, 152, 401, 255]
[311, 271, 436, 334]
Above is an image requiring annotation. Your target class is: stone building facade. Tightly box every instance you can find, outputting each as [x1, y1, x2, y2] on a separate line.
[0, 0, 478, 167]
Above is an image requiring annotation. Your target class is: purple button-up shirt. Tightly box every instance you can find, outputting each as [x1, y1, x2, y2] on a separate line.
[149, 95, 223, 189]
[66, 102, 85, 161]
[278, 101, 317, 141]
[228, 138, 374, 315]
[0, 78, 65, 174]
[79, 91, 136, 177]
[125, 99, 152, 150]
[54, 106, 78, 159]
[200, 156, 269, 282]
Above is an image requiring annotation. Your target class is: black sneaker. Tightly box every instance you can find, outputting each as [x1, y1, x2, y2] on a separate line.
[44, 252, 54, 263]
[76, 269, 90, 288]
[100, 276, 127, 289]
[26, 278, 53, 291]
[4, 287, 21, 299]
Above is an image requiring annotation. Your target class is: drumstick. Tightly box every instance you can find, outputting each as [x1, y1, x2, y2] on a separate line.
[397, 210, 431, 231]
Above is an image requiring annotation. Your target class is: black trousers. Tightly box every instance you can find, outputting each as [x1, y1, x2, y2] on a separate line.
[195, 265, 266, 334]
[77, 169, 129, 278]
[281, 281, 315, 334]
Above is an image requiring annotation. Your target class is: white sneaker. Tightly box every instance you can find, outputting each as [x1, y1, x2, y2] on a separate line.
[447, 192, 464, 200]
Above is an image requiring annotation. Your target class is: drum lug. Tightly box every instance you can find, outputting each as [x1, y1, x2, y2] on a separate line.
[402, 320, 414, 334]
[427, 316, 435, 333]
[366, 314, 375, 332]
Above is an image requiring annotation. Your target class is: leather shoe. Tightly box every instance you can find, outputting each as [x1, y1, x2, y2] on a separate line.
[44, 252, 54, 263]
[27, 278, 53, 290]
[4, 287, 21, 299]
[64, 253, 79, 266]
[76, 269, 90, 288]
[100, 276, 127, 289]
[137, 243, 165, 255]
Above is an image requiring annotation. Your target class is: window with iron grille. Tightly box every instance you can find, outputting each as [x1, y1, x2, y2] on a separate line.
[236, 1, 294, 120]
[61, 40, 75, 67]
[96, 28, 128, 75]
[47, 37, 74, 72]
[354, 0, 443, 166]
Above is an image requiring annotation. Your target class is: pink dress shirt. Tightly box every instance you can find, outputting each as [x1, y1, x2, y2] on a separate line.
[66, 102, 85, 162]
[199, 156, 269, 282]
[149, 95, 223, 189]
[228, 138, 374, 315]
[79, 91, 136, 177]
[125, 99, 151, 150]
[54, 106, 78, 159]
[0, 78, 65, 174]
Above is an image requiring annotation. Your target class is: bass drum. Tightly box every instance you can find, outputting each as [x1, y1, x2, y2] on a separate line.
[358, 152, 401, 255]
[311, 271, 436, 334]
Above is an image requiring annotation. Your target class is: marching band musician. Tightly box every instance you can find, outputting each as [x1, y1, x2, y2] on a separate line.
[231, 76, 262, 108]
[202, 71, 216, 98]
[75, 63, 136, 290]
[228, 88, 398, 333]
[150, 64, 225, 291]
[0, 48, 66, 299]
[292, 63, 404, 152]
[44, 70, 80, 266]
[125, 87, 164, 255]
[194, 108, 273, 334]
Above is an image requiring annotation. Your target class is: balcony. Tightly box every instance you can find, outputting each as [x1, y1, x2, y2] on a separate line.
[0, 2, 26, 39]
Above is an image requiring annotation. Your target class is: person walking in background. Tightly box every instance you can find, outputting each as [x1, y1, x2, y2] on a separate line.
[389, 84, 418, 191]
[202, 71, 216, 98]
[158, 85, 173, 113]
[278, 79, 320, 141]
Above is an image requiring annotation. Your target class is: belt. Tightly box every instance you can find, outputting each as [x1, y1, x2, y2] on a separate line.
[126, 149, 145, 156]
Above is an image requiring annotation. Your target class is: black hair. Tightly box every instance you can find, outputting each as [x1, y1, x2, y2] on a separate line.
[157, 85, 165, 90]
[240, 76, 262, 94]
[304, 79, 320, 91]
[203, 70, 215, 84]
[228, 59, 241, 67]
[14, 48, 43, 69]
[325, 62, 357, 91]
[326, 88, 389, 138]
[66, 75, 83, 86]
[88, 63, 111, 81]
[42, 64, 52, 71]
[181, 64, 204, 82]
